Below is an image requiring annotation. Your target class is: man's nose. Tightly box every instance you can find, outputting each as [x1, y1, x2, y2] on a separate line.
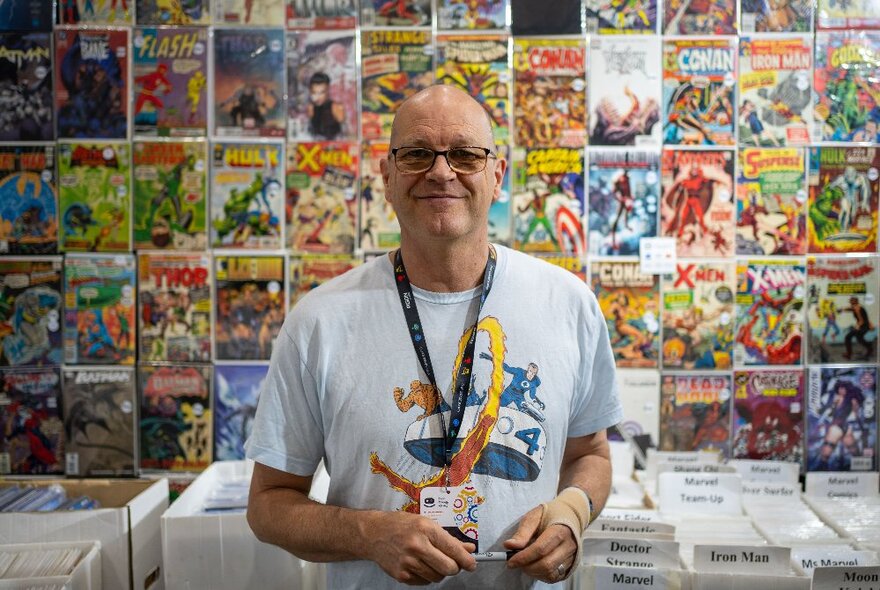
[424, 153, 457, 180]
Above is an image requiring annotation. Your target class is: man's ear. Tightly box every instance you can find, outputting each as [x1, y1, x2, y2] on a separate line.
[492, 157, 507, 203]
[380, 157, 390, 191]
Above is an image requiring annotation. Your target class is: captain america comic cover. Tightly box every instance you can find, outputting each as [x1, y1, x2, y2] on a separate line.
[817, 0, 880, 30]
[0, 257, 63, 368]
[736, 147, 807, 256]
[289, 254, 359, 308]
[0, 32, 53, 142]
[807, 146, 879, 254]
[437, 0, 508, 29]
[360, 140, 401, 251]
[590, 260, 660, 369]
[659, 372, 732, 457]
[732, 369, 804, 465]
[60, 0, 132, 24]
[286, 0, 357, 29]
[135, 0, 210, 24]
[513, 37, 587, 149]
[361, 0, 431, 26]
[286, 141, 358, 255]
[488, 142, 512, 246]
[660, 148, 735, 258]
[806, 255, 879, 365]
[133, 139, 208, 251]
[0, 0, 53, 30]
[585, 0, 657, 34]
[662, 0, 736, 35]
[62, 366, 136, 477]
[0, 144, 57, 255]
[214, 362, 268, 461]
[587, 149, 659, 256]
[0, 366, 63, 475]
[741, 0, 811, 32]
[735, 258, 806, 367]
[589, 36, 661, 147]
[286, 30, 357, 142]
[214, 0, 285, 25]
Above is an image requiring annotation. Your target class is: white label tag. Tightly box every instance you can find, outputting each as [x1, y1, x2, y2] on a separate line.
[591, 519, 677, 538]
[727, 460, 800, 484]
[583, 537, 680, 569]
[693, 544, 790, 574]
[589, 565, 684, 589]
[599, 508, 667, 523]
[812, 566, 880, 590]
[658, 472, 742, 515]
[639, 237, 676, 275]
[806, 472, 880, 499]
[793, 547, 879, 576]
[657, 462, 736, 475]
[645, 449, 718, 481]
[740, 481, 799, 499]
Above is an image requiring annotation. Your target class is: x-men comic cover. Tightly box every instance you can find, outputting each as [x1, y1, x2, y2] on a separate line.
[61, 0, 132, 24]
[214, 362, 268, 461]
[0, 144, 57, 254]
[0, 257, 62, 368]
[359, 140, 400, 251]
[741, 0, 811, 32]
[135, 0, 210, 25]
[361, 0, 431, 26]
[438, 0, 508, 29]
[732, 369, 804, 464]
[0, 366, 62, 475]
[817, 0, 880, 30]
[286, 0, 357, 29]
[0, 32, 53, 141]
[662, 0, 736, 35]
[585, 0, 657, 34]
[659, 372, 732, 457]
[214, 0, 285, 25]
[289, 254, 359, 308]
[1, 0, 53, 30]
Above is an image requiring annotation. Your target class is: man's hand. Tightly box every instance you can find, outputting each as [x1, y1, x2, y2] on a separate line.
[502, 505, 577, 584]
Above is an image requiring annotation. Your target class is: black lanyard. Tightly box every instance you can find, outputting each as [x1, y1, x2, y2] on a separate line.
[392, 247, 496, 485]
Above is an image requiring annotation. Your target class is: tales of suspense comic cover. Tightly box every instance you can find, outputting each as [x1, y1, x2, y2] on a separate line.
[359, 140, 400, 251]
[0, 257, 62, 368]
[0, 366, 63, 475]
[0, 144, 57, 254]
[214, 362, 268, 461]
[135, 0, 210, 25]
[659, 372, 732, 458]
[289, 254, 359, 308]
[0, 32, 53, 142]
[286, 0, 357, 29]
[438, 0, 508, 29]
[585, 0, 657, 34]
[732, 369, 804, 465]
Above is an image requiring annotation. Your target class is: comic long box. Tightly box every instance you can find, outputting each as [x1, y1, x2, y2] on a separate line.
[0, 540, 101, 589]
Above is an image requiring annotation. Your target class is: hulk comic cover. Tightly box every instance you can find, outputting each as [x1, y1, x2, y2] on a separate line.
[214, 363, 268, 461]
[662, 0, 736, 35]
[135, 0, 210, 24]
[0, 144, 57, 254]
[60, 0, 132, 24]
[58, 142, 131, 253]
[741, 0, 811, 32]
[488, 142, 512, 246]
[286, 0, 357, 28]
[0, 257, 62, 368]
[732, 369, 803, 465]
[0, 0, 53, 30]
[585, 0, 657, 34]
[736, 147, 807, 256]
[659, 372, 732, 457]
[289, 254, 359, 308]
[214, 0, 285, 25]
[438, 0, 508, 29]
[359, 140, 400, 251]
[817, 0, 880, 30]
[807, 146, 879, 254]
[361, 0, 431, 26]
[0, 366, 63, 475]
[0, 32, 53, 141]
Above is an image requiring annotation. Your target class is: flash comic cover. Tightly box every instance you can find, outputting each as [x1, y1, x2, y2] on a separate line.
[817, 0, 880, 30]
[662, 0, 736, 35]
[660, 148, 735, 257]
[735, 259, 805, 367]
[0, 0, 53, 30]
[60, 0, 132, 24]
[591, 260, 660, 368]
[287, 142, 358, 255]
[732, 369, 803, 464]
[807, 365, 877, 472]
[133, 140, 207, 251]
[135, 0, 210, 24]
[286, 31, 357, 142]
[361, 0, 430, 26]
[736, 147, 807, 256]
[587, 149, 659, 256]
[139, 363, 212, 471]
[360, 30, 433, 141]
[215, 0, 285, 24]
[438, 0, 507, 29]
[741, 0, 811, 32]
[213, 29, 285, 139]
[62, 366, 136, 477]
[0, 145, 57, 255]
[611, 369, 660, 445]
[806, 256, 879, 365]
[360, 140, 400, 251]
[808, 146, 880, 254]
[585, 0, 657, 34]
[214, 254, 285, 361]
[286, 0, 357, 28]
[211, 142, 285, 250]
[0, 366, 62, 475]
[0, 32, 52, 142]
[289, 254, 358, 308]
[0, 257, 62, 368]
[513, 37, 587, 149]
[659, 372, 732, 457]
[214, 363, 268, 461]
[58, 142, 131, 253]
[488, 142, 512, 246]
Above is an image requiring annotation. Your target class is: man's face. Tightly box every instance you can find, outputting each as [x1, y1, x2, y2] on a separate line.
[310, 83, 329, 106]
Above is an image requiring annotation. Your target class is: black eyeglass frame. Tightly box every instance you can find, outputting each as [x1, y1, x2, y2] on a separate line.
[389, 146, 498, 175]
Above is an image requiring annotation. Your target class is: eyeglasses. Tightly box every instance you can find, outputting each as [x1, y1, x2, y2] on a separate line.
[390, 146, 496, 175]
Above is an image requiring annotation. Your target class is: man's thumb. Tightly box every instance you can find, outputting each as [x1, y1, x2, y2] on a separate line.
[503, 505, 543, 549]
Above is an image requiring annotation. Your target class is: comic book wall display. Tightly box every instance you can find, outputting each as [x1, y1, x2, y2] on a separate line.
[735, 259, 806, 367]
[289, 255, 359, 308]
[488, 142, 512, 245]
[0, 32, 53, 142]
[54, 28, 129, 140]
[662, 0, 736, 35]
[213, 28, 285, 138]
[740, 0, 811, 32]
[662, 38, 736, 146]
[817, 0, 880, 30]
[286, 31, 358, 142]
[532, 254, 587, 280]
[587, 149, 659, 256]
[135, 0, 211, 25]
[133, 140, 208, 251]
[736, 147, 807, 256]
[659, 372, 732, 457]
[57, 142, 131, 253]
[808, 146, 880, 254]
[590, 260, 661, 368]
[361, 0, 431, 26]
[61, 0, 132, 24]
[806, 256, 879, 365]
[286, 142, 358, 254]
[659, 148, 735, 257]
[0, 145, 57, 255]
[613, 369, 661, 445]
[62, 366, 136, 477]
[0, 257, 63, 368]
[438, 0, 508, 29]
[360, 140, 400, 251]
[1, 0, 53, 30]
[139, 363, 212, 471]
[286, 0, 357, 29]
[589, 36, 661, 146]
[585, 0, 657, 34]
[210, 141, 285, 250]
[214, 363, 268, 461]
[807, 366, 877, 472]
[214, 0, 285, 25]
[0, 366, 63, 475]
[133, 27, 209, 137]
[732, 369, 804, 464]
[63, 254, 136, 365]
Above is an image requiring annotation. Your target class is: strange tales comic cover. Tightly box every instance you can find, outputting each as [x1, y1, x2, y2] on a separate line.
[0, 257, 63, 368]
[0, 366, 63, 475]
[214, 363, 268, 461]
[359, 141, 400, 251]
[135, 0, 210, 25]
[437, 0, 508, 29]
[0, 32, 53, 142]
[0, 145, 57, 254]
[585, 0, 657, 34]
[286, 0, 357, 29]
[732, 369, 804, 464]
[289, 255, 358, 308]
[659, 372, 732, 457]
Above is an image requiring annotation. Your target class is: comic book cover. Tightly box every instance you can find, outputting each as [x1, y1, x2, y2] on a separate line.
[807, 366, 877, 472]
[807, 146, 880, 254]
[662, 261, 736, 370]
[741, 0, 811, 32]
[817, 0, 880, 30]
[360, 29, 433, 141]
[488, 142, 512, 245]
[438, 0, 507, 29]
[814, 32, 880, 143]
[587, 149, 659, 256]
[734, 259, 805, 367]
[133, 140, 207, 251]
[0, 366, 62, 475]
[732, 369, 804, 464]
[289, 254, 358, 307]
[213, 29, 286, 138]
[214, 363, 268, 461]
[133, 27, 208, 137]
[139, 363, 212, 471]
[612, 369, 660, 446]
[54, 28, 129, 140]
[510, 0, 582, 34]
[63, 253, 136, 365]
[210, 141, 285, 250]
[590, 260, 661, 368]
[662, 0, 736, 35]
[57, 142, 131, 253]
[286, 31, 357, 142]
[286, 0, 357, 28]
[659, 372, 732, 457]
[0, 32, 52, 142]
[286, 142, 358, 254]
[736, 147, 807, 256]
[512, 37, 587, 149]
[0, 145, 57, 254]
[0, 257, 62, 368]
[138, 252, 212, 363]
[806, 256, 879, 365]
[0, 0, 53, 30]
[661, 38, 736, 146]
[585, 0, 657, 34]
[738, 36, 812, 147]
[135, 0, 210, 24]
[360, 140, 400, 251]
[530, 254, 586, 280]
[215, 0, 285, 24]
[62, 366, 136, 477]
[60, 0, 132, 24]
[659, 148, 735, 257]
[214, 254, 286, 361]
[361, 0, 431, 26]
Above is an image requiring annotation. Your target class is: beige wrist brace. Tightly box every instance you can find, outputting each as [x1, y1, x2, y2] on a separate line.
[539, 487, 592, 579]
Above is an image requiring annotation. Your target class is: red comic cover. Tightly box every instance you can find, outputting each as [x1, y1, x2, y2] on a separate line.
[438, 0, 508, 29]
[0, 366, 63, 475]
[659, 372, 732, 457]
[732, 369, 804, 464]
[361, 0, 431, 26]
